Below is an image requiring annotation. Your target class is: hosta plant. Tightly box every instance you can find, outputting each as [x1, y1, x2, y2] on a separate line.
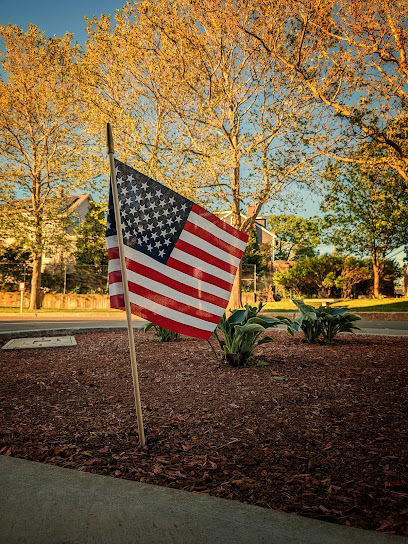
[320, 306, 362, 343]
[142, 322, 180, 342]
[288, 300, 361, 344]
[213, 302, 292, 366]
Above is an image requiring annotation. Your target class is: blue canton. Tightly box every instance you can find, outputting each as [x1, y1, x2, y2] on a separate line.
[106, 159, 193, 264]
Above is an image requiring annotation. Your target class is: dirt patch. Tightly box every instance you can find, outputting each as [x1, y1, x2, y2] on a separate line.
[1, 330, 407, 536]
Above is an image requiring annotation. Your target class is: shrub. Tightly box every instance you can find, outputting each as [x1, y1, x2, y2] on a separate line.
[288, 300, 361, 343]
[213, 302, 291, 366]
[142, 322, 180, 342]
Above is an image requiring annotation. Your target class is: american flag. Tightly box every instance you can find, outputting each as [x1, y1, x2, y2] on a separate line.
[106, 160, 248, 340]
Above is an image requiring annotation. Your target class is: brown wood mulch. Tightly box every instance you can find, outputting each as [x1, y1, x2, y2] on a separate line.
[1, 330, 407, 536]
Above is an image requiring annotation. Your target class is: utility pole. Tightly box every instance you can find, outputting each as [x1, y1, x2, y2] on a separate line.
[253, 264, 257, 301]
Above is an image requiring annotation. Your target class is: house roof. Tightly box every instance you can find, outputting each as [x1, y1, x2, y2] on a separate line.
[5, 194, 92, 213]
[216, 210, 276, 239]
[67, 194, 92, 212]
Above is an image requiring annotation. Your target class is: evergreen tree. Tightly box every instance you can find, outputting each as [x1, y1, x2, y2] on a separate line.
[241, 228, 267, 275]
[75, 202, 108, 269]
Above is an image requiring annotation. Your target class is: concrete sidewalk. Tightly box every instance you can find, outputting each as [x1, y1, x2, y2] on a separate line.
[1, 456, 406, 544]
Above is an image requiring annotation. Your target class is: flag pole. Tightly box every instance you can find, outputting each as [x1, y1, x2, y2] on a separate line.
[106, 122, 146, 447]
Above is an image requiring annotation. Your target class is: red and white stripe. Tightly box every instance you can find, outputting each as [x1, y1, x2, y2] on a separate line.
[107, 203, 248, 339]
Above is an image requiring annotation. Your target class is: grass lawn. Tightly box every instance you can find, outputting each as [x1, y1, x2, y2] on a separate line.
[1, 298, 407, 314]
[262, 297, 408, 312]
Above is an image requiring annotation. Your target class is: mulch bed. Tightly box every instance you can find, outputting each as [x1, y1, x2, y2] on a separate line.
[1, 330, 408, 536]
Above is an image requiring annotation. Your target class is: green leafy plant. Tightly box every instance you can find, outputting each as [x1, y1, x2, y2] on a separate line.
[213, 302, 291, 366]
[142, 323, 180, 342]
[319, 306, 362, 343]
[288, 300, 361, 343]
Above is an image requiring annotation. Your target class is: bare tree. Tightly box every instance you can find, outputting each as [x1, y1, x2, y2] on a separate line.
[86, 0, 320, 307]
[236, 0, 408, 182]
[0, 24, 92, 308]
[81, 12, 196, 201]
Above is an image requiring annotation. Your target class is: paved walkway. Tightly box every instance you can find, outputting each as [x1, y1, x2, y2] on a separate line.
[1, 456, 407, 544]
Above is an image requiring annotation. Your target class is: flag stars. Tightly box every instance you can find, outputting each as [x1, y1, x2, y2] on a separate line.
[143, 210, 152, 221]
[111, 160, 194, 263]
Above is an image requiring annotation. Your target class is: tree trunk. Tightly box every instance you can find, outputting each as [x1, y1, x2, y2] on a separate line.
[230, 149, 243, 310]
[228, 263, 242, 312]
[372, 257, 381, 298]
[29, 254, 42, 310]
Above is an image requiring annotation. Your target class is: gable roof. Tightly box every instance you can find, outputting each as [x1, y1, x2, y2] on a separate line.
[5, 194, 92, 214]
[67, 194, 92, 212]
[216, 210, 276, 239]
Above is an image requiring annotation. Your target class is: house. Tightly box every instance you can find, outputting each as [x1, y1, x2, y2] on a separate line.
[65, 193, 93, 229]
[1, 192, 93, 270]
[216, 205, 277, 255]
[42, 193, 93, 268]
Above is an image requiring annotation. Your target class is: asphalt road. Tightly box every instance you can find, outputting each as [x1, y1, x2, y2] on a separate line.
[0, 315, 407, 337]
[0, 316, 147, 336]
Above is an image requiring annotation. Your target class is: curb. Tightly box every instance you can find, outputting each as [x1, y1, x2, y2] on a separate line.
[261, 311, 408, 321]
[355, 312, 408, 321]
[0, 326, 129, 342]
[0, 312, 128, 318]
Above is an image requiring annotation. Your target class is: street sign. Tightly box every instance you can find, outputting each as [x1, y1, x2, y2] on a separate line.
[18, 282, 26, 292]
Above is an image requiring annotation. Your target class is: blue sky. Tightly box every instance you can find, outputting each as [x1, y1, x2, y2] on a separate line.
[0, 0, 122, 45]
